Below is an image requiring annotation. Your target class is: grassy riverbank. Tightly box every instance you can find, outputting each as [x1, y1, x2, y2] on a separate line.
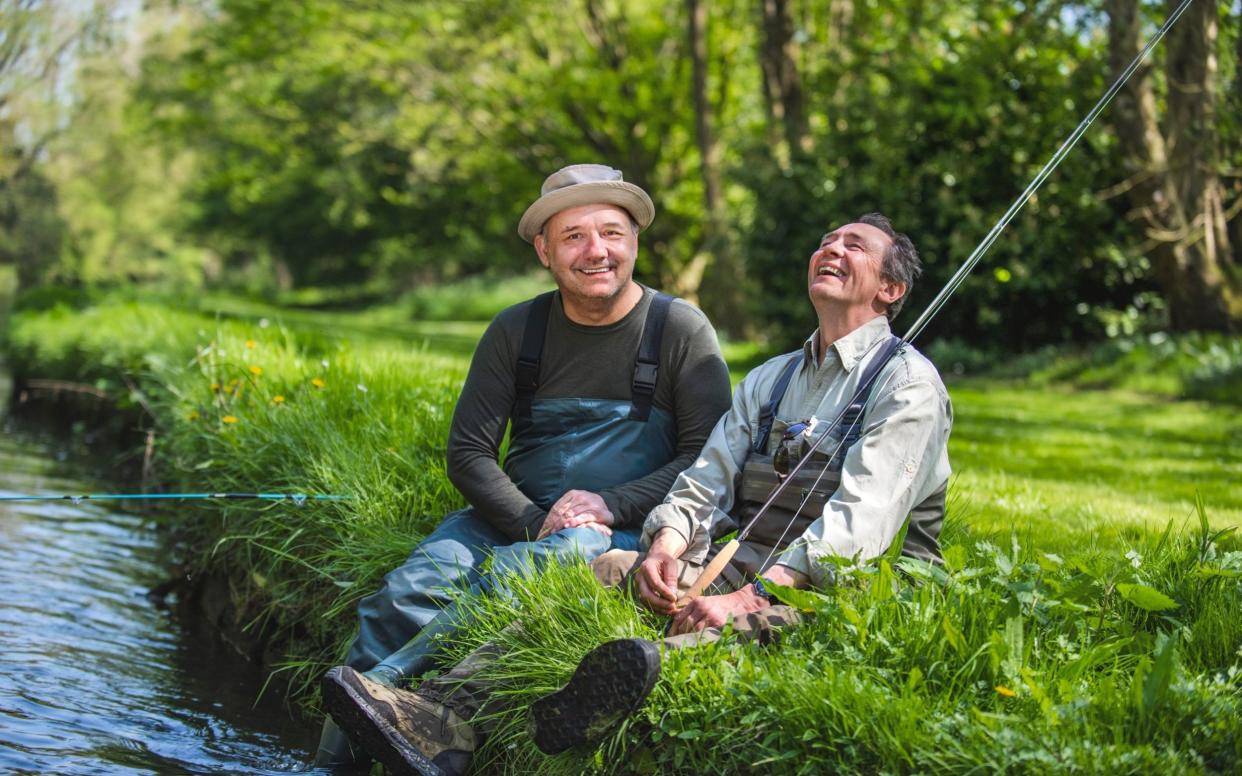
[5, 290, 1240, 773]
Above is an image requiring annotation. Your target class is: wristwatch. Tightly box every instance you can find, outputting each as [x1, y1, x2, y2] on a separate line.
[751, 577, 779, 605]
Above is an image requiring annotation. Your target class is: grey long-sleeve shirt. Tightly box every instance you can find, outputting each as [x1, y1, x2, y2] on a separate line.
[640, 315, 952, 588]
[447, 287, 732, 541]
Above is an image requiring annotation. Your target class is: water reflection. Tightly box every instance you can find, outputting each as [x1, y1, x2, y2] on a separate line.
[0, 431, 313, 774]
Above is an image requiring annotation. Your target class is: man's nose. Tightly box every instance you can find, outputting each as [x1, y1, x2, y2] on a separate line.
[585, 231, 608, 257]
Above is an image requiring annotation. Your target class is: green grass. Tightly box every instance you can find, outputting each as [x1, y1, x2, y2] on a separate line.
[439, 507, 1242, 775]
[948, 383, 1242, 547]
[4, 291, 1240, 773]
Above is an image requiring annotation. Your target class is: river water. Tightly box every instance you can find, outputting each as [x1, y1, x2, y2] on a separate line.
[0, 423, 315, 774]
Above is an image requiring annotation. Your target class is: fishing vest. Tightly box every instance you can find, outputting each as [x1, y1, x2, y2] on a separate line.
[501, 291, 679, 512]
[714, 336, 945, 587]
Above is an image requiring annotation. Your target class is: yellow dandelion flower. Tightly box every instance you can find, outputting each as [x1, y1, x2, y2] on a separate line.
[222, 415, 239, 424]
[245, 339, 257, 349]
[272, 395, 285, 404]
[994, 685, 1016, 698]
[187, 410, 200, 421]
[210, 383, 220, 392]
[249, 365, 263, 376]
[311, 377, 325, 389]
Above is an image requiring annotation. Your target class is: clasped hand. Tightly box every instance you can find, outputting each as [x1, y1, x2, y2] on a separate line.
[537, 489, 614, 539]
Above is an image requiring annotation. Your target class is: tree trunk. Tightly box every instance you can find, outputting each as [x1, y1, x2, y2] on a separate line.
[757, 0, 808, 170]
[1107, 0, 1241, 332]
[684, 0, 748, 334]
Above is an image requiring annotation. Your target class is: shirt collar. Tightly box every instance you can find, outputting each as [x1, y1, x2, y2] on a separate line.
[802, 316, 893, 373]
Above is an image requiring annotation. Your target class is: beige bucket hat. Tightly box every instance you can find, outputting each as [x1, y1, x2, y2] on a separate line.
[518, 164, 655, 243]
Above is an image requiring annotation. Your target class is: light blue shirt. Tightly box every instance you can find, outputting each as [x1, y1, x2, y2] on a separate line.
[640, 315, 953, 589]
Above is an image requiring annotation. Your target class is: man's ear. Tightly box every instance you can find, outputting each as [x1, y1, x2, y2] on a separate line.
[877, 278, 907, 308]
[533, 234, 552, 269]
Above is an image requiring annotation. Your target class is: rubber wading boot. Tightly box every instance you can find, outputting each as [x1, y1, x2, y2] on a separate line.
[528, 638, 661, 754]
[321, 666, 476, 776]
[312, 716, 372, 770]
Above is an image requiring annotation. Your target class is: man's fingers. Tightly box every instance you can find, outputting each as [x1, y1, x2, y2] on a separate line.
[563, 512, 599, 527]
[671, 611, 701, 636]
[583, 522, 612, 537]
[642, 562, 676, 601]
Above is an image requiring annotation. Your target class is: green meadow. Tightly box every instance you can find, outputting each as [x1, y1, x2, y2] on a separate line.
[4, 290, 1240, 774]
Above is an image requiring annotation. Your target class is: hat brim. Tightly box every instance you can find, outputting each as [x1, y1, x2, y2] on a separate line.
[518, 181, 655, 243]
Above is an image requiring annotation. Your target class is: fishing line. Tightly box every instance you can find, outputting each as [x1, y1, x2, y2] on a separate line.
[752, 360, 904, 574]
[685, 0, 1198, 600]
[0, 492, 352, 505]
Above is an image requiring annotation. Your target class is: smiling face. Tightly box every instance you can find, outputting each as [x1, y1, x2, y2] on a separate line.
[807, 222, 906, 322]
[534, 203, 640, 318]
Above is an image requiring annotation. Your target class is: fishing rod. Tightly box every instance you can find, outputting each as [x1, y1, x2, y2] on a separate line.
[0, 492, 352, 505]
[676, 0, 1198, 608]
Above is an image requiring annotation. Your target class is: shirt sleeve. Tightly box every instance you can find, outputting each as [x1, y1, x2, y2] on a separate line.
[772, 371, 952, 588]
[445, 315, 546, 541]
[639, 366, 767, 564]
[598, 313, 732, 529]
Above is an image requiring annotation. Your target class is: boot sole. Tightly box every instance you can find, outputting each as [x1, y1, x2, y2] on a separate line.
[321, 667, 446, 776]
[528, 639, 661, 754]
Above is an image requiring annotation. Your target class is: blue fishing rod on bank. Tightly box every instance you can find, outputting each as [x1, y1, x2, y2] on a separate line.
[0, 492, 352, 505]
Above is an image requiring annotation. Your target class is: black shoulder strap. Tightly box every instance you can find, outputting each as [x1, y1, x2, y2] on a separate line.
[753, 353, 803, 454]
[513, 291, 555, 418]
[828, 335, 905, 472]
[629, 292, 674, 421]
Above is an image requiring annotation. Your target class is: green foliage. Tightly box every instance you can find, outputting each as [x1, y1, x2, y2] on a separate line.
[741, 3, 1145, 353]
[442, 526, 1241, 774]
[1024, 332, 1242, 405]
[10, 1, 1242, 341]
[925, 331, 1242, 410]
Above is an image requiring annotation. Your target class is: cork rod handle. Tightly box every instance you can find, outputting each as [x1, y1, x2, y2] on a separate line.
[675, 538, 739, 609]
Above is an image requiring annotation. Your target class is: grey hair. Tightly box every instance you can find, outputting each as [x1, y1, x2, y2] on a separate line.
[857, 212, 921, 320]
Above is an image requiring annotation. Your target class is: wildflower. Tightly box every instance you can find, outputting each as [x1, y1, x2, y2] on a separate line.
[249, 365, 263, 376]
[210, 383, 220, 392]
[187, 410, 200, 421]
[259, 318, 270, 329]
[272, 395, 285, 404]
[222, 415, 239, 424]
[311, 378, 325, 389]
[994, 685, 1016, 698]
[321, 359, 330, 369]
[357, 383, 368, 393]
[245, 339, 257, 349]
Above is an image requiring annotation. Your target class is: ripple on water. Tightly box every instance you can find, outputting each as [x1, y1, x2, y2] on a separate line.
[0, 435, 313, 774]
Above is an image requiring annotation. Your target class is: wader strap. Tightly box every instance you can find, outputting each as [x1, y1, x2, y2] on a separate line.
[828, 335, 904, 472]
[753, 354, 802, 454]
[629, 292, 674, 421]
[513, 291, 555, 418]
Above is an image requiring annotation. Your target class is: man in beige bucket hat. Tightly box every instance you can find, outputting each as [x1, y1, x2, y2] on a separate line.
[315, 164, 732, 775]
